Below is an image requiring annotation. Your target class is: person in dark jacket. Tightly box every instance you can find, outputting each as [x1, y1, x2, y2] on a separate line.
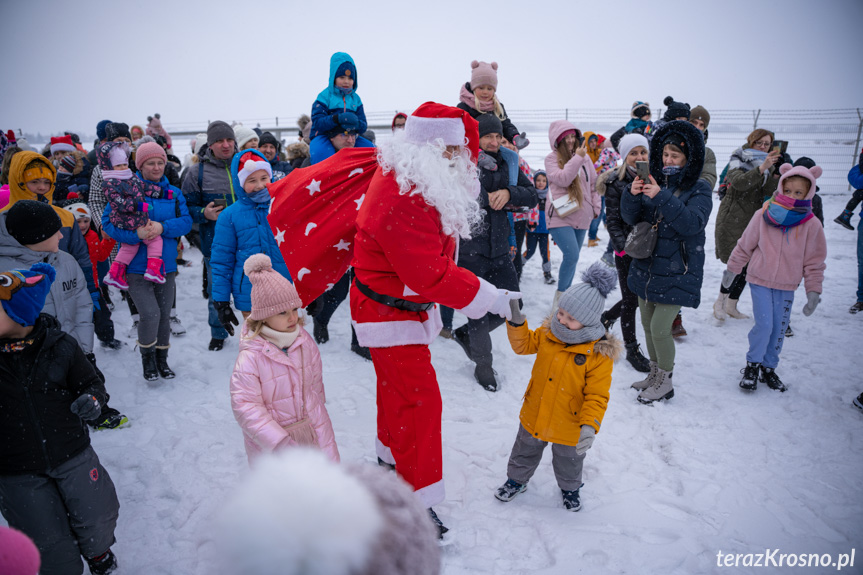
[257, 131, 294, 182]
[620, 121, 712, 405]
[453, 113, 537, 391]
[600, 133, 651, 373]
[0, 263, 120, 575]
[181, 120, 238, 350]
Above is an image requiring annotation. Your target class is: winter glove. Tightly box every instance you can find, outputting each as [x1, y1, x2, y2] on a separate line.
[575, 425, 596, 455]
[508, 299, 526, 326]
[90, 291, 101, 311]
[721, 270, 737, 290]
[513, 132, 530, 150]
[70, 394, 101, 421]
[336, 112, 360, 132]
[488, 288, 523, 321]
[477, 151, 498, 172]
[802, 291, 820, 316]
[214, 301, 239, 336]
[305, 297, 325, 318]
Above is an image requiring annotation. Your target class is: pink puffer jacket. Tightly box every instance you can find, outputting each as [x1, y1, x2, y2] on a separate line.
[230, 325, 339, 464]
[544, 120, 600, 230]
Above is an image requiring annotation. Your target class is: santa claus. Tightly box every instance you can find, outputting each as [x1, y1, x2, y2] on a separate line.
[350, 102, 521, 537]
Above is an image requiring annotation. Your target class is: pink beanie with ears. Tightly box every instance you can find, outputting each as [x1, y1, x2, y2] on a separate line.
[0, 526, 40, 575]
[244, 254, 302, 320]
[470, 60, 498, 90]
[776, 163, 822, 200]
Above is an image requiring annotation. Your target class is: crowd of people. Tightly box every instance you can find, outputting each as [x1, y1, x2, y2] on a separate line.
[0, 51, 861, 574]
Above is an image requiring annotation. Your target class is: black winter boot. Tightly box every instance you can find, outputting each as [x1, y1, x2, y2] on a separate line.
[156, 347, 175, 379]
[474, 364, 499, 392]
[313, 320, 329, 344]
[624, 342, 651, 372]
[208, 338, 225, 351]
[141, 347, 159, 381]
[759, 366, 787, 392]
[87, 549, 118, 575]
[834, 209, 855, 230]
[739, 362, 760, 391]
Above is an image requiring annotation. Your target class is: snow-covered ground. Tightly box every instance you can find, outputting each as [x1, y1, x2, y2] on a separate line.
[5, 195, 862, 574]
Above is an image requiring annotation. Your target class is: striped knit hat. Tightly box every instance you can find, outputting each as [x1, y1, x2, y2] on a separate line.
[244, 254, 301, 320]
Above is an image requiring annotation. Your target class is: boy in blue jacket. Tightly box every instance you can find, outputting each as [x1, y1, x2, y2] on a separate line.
[309, 52, 374, 164]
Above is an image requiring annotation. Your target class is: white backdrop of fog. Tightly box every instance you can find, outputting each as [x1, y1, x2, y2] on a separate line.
[2, 0, 861, 137]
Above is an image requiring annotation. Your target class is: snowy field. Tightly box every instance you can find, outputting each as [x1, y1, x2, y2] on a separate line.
[5, 194, 862, 574]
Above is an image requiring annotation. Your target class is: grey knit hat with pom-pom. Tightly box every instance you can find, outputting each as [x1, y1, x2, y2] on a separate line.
[552, 262, 617, 344]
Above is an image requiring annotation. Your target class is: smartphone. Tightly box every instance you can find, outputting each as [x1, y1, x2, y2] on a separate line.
[213, 198, 227, 208]
[636, 161, 650, 182]
[773, 140, 788, 155]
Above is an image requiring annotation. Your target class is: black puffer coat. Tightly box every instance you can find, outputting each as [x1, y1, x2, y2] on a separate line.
[604, 167, 636, 254]
[0, 314, 106, 474]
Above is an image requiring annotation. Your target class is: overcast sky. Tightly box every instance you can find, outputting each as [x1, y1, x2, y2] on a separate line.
[2, 0, 861, 138]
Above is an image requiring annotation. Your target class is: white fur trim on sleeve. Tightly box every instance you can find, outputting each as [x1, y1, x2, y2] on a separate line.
[457, 277, 499, 320]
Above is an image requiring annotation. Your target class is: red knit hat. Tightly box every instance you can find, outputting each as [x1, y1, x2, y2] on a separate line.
[135, 142, 167, 168]
[237, 150, 273, 189]
[49, 135, 75, 154]
[244, 254, 302, 320]
[403, 102, 480, 164]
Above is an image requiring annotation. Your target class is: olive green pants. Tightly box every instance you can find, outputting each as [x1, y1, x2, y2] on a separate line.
[637, 298, 681, 372]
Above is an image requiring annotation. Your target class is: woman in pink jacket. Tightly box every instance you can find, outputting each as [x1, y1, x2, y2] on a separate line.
[230, 254, 339, 464]
[725, 164, 827, 393]
[544, 120, 601, 308]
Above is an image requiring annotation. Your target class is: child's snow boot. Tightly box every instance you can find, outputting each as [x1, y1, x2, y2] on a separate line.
[671, 313, 687, 337]
[853, 392, 863, 412]
[631, 361, 658, 390]
[759, 366, 786, 392]
[625, 342, 651, 372]
[140, 346, 159, 381]
[561, 487, 582, 511]
[834, 209, 855, 230]
[144, 258, 166, 284]
[103, 261, 129, 290]
[739, 361, 760, 391]
[495, 479, 528, 502]
[89, 406, 129, 430]
[86, 549, 118, 575]
[637, 368, 674, 404]
[155, 347, 175, 379]
[850, 302, 863, 314]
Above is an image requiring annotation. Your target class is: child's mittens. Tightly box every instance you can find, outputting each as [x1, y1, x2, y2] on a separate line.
[477, 151, 498, 171]
[513, 132, 530, 150]
[70, 393, 101, 420]
[575, 425, 595, 455]
[721, 269, 737, 290]
[508, 299, 526, 326]
[802, 291, 821, 316]
[334, 112, 360, 132]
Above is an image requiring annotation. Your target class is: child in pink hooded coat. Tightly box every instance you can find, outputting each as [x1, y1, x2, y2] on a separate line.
[725, 163, 827, 393]
[230, 253, 339, 464]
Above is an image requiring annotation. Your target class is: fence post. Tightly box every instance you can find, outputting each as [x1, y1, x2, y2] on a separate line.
[753, 109, 761, 129]
[851, 108, 862, 191]
[565, 108, 568, 121]
[276, 117, 279, 127]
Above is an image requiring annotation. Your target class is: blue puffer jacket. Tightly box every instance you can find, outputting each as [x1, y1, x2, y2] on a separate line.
[101, 175, 192, 275]
[210, 149, 292, 311]
[621, 173, 713, 309]
[310, 52, 367, 139]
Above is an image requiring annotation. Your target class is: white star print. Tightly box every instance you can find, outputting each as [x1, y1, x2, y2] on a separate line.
[305, 222, 317, 236]
[334, 239, 351, 251]
[297, 268, 311, 281]
[349, 168, 364, 178]
[306, 179, 321, 195]
[355, 194, 365, 210]
[274, 228, 285, 246]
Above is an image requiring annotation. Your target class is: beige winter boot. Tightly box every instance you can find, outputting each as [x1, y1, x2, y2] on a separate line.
[713, 293, 728, 321]
[725, 298, 750, 319]
[631, 361, 658, 390]
[637, 368, 674, 404]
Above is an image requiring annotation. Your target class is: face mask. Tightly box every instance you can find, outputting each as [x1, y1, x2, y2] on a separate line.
[248, 188, 271, 204]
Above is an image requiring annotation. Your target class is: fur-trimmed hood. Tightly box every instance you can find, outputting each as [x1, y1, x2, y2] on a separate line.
[286, 141, 310, 161]
[649, 120, 705, 191]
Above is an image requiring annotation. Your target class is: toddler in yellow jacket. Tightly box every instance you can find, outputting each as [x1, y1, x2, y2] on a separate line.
[496, 262, 621, 511]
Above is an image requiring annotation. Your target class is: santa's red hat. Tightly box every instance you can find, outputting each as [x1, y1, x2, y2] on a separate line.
[236, 150, 273, 189]
[49, 135, 75, 154]
[404, 102, 479, 164]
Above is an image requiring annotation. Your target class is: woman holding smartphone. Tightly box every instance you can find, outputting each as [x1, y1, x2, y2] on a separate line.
[544, 120, 601, 310]
[713, 129, 780, 321]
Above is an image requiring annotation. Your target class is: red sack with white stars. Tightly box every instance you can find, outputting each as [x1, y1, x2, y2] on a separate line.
[267, 147, 378, 304]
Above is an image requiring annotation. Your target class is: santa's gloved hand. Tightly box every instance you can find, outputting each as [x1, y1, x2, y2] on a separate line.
[488, 289, 522, 320]
[477, 151, 498, 171]
[70, 394, 101, 421]
[508, 300, 526, 326]
[802, 291, 820, 316]
[90, 291, 101, 311]
[513, 132, 530, 150]
[721, 269, 737, 290]
[575, 425, 596, 455]
[214, 301, 239, 336]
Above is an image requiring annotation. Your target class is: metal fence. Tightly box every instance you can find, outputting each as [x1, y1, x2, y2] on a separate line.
[165, 108, 863, 194]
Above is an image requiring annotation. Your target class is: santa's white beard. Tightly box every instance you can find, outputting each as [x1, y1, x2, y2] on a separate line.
[377, 132, 483, 239]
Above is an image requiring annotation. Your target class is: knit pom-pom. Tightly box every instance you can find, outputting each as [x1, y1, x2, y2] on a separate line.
[471, 60, 479, 69]
[580, 262, 617, 298]
[664, 96, 675, 106]
[31, 262, 57, 283]
[244, 254, 273, 276]
[155, 113, 160, 119]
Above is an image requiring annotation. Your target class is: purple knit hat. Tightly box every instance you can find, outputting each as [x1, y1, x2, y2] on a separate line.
[244, 254, 302, 320]
[470, 60, 498, 90]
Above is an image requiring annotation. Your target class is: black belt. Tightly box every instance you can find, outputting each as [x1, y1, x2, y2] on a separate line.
[354, 277, 434, 313]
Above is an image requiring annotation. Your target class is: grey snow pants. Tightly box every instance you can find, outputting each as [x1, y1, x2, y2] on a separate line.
[506, 424, 586, 492]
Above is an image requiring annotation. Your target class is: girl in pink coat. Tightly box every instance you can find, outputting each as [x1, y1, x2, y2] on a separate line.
[725, 164, 827, 393]
[230, 253, 339, 464]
